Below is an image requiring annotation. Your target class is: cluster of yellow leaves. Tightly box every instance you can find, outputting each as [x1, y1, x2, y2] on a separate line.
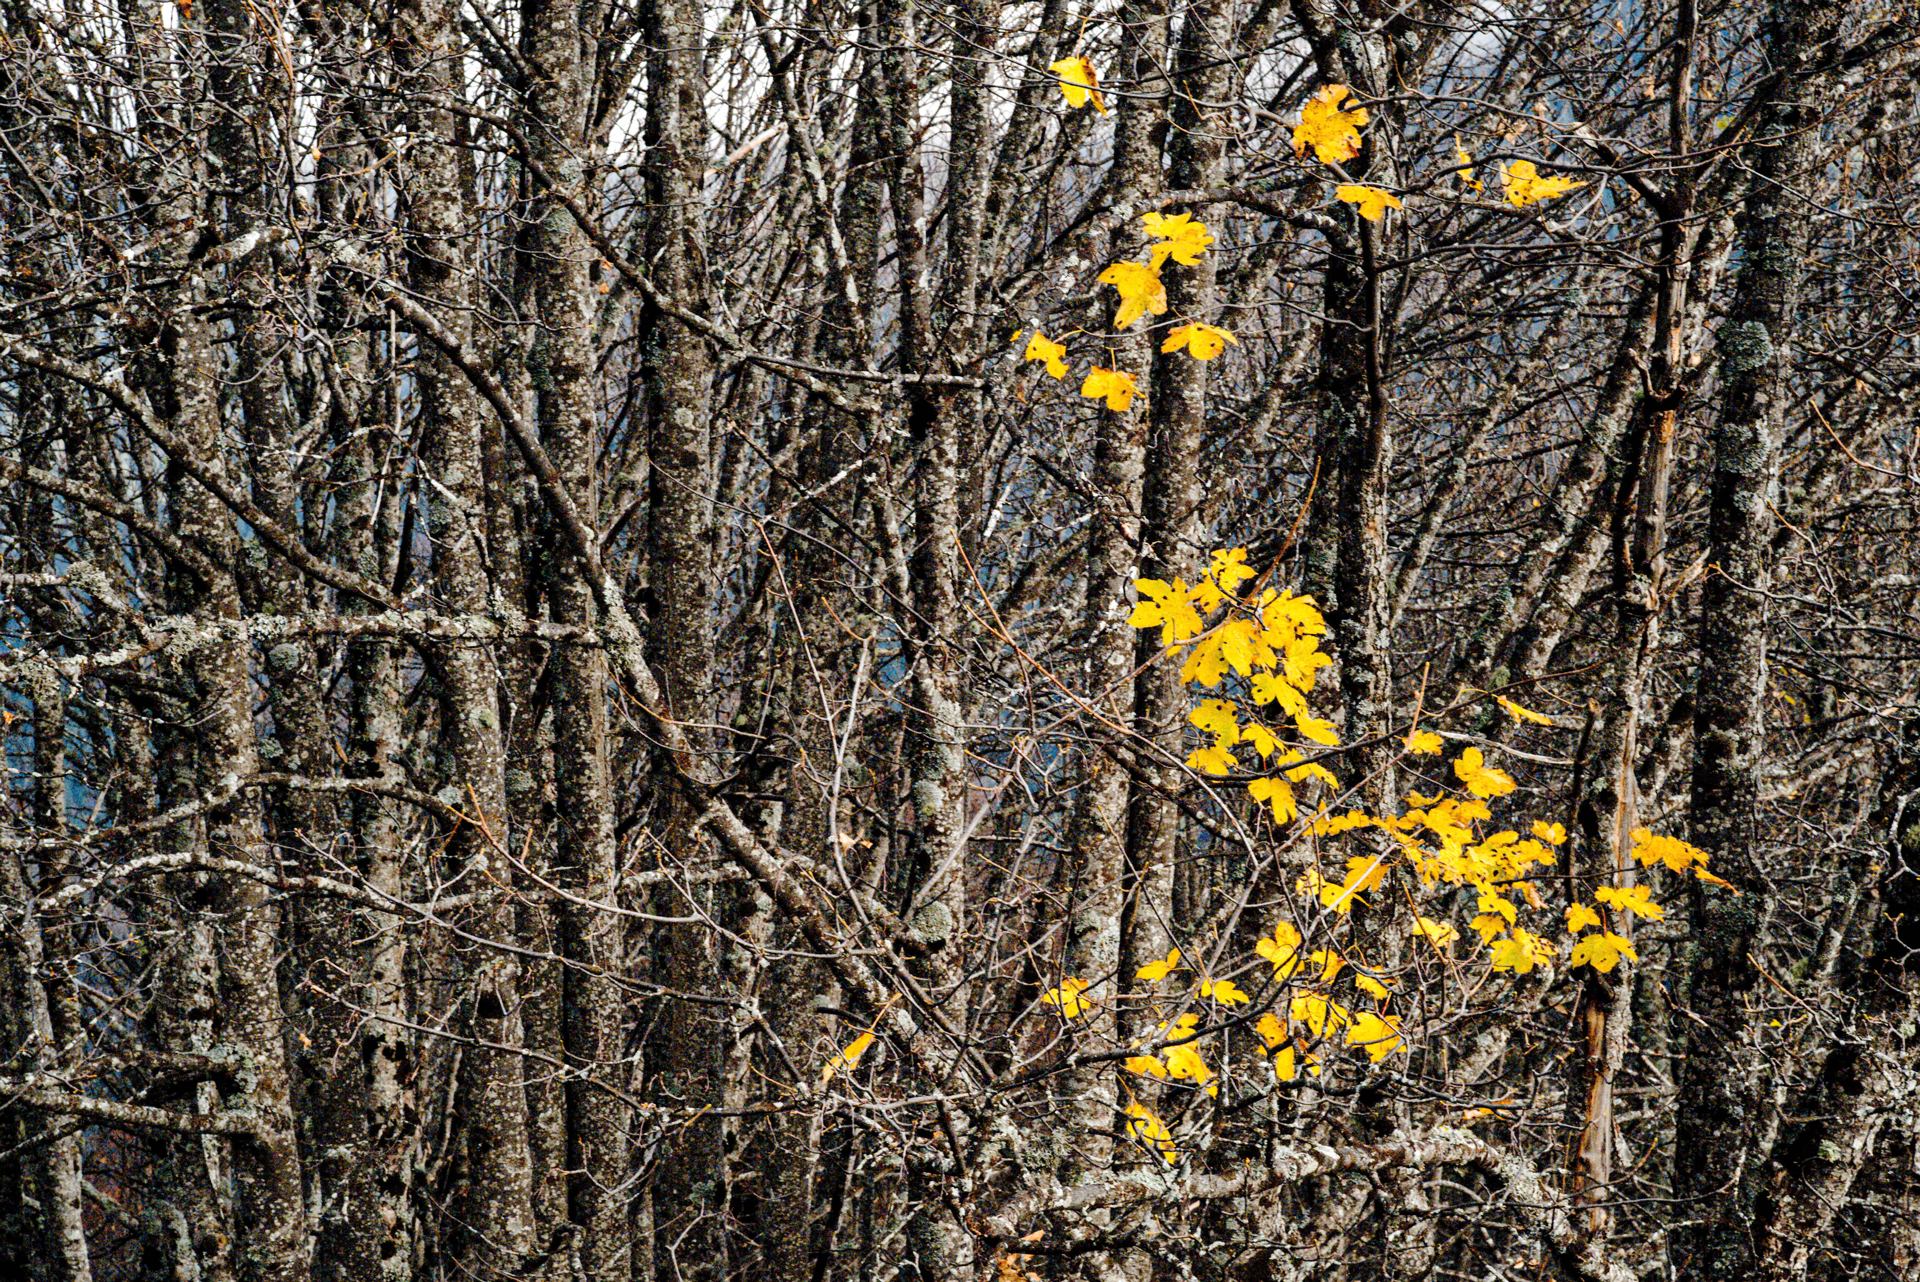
[1017, 211, 1231, 415]
[1130, 548, 1343, 829]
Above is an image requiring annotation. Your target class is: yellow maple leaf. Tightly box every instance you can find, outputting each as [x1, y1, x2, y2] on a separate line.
[1080, 365, 1141, 411]
[1189, 698, 1241, 744]
[1255, 920, 1303, 978]
[1489, 928, 1553, 975]
[1162, 1015, 1214, 1092]
[1124, 1101, 1178, 1163]
[1630, 828, 1709, 875]
[1412, 915, 1459, 952]
[1345, 1010, 1404, 1062]
[1502, 159, 1584, 207]
[1290, 991, 1349, 1038]
[1143, 211, 1214, 267]
[1136, 947, 1183, 982]
[1248, 775, 1297, 824]
[1568, 930, 1636, 974]
[1161, 320, 1239, 361]
[1242, 722, 1281, 760]
[1200, 977, 1251, 1006]
[1096, 260, 1168, 329]
[1595, 883, 1664, 921]
[1405, 730, 1444, 756]
[1294, 712, 1340, 746]
[1453, 746, 1516, 799]
[1335, 183, 1403, 221]
[1532, 820, 1567, 846]
[1565, 901, 1602, 934]
[1128, 577, 1204, 645]
[1021, 330, 1068, 379]
[1048, 56, 1107, 114]
[1353, 971, 1391, 1000]
[1292, 84, 1369, 164]
[1040, 976, 1095, 1018]
[821, 1030, 876, 1085]
[1186, 741, 1237, 777]
[1124, 1053, 1167, 1078]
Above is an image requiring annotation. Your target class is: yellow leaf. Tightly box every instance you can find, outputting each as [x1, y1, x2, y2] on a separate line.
[1048, 56, 1107, 114]
[1248, 775, 1297, 824]
[821, 1030, 876, 1085]
[1123, 1053, 1168, 1078]
[1353, 971, 1391, 1000]
[1142, 211, 1215, 267]
[1502, 159, 1584, 207]
[1162, 1017, 1214, 1092]
[1289, 991, 1348, 1039]
[1201, 977, 1251, 1006]
[1494, 694, 1554, 725]
[1565, 901, 1602, 934]
[1405, 730, 1443, 756]
[1161, 320, 1239, 361]
[1595, 883, 1664, 921]
[1452, 135, 1483, 192]
[1255, 1012, 1287, 1050]
[1344, 1010, 1404, 1062]
[1189, 698, 1241, 744]
[1453, 746, 1516, 799]
[1129, 577, 1204, 645]
[1021, 330, 1069, 379]
[1096, 260, 1168, 330]
[1294, 712, 1340, 747]
[1695, 866, 1738, 891]
[1531, 820, 1567, 846]
[1292, 84, 1369, 164]
[1630, 828, 1709, 875]
[1040, 976, 1095, 1018]
[1255, 920, 1303, 978]
[1136, 948, 1183, 982]
[1187, 741, 1237, 777]
[1334, 183, 1403, 222]
[1242, 722, 1281, 760]
[1124, 1101, 1178, 1163]
[1412, 915, 1459, 952]
[1568, 930, 1637, 974]
[1080, 365, 1141, 411]
[1489, 928, 1553, 975]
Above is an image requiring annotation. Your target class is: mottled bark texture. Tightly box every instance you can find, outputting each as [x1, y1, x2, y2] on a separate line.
[1676, 3, 1846, 1273]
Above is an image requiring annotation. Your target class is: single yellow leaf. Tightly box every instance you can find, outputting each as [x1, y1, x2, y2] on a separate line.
[1021, 330, 1069, 379]
[1334, 183, 1403, 222]
[821, 1030, 876, 1085]
[1096, 260, 1168, 330]
[1048, 56, 1107, 114]
[1502, 159, 1584, 207]
[1143, 211, 1214, 267]
[1040, 976, 1096, 1018]
[1161, 320, 1239, 361]
[1080, 365, 1141, 411]
[1292, 84, 1368, 164]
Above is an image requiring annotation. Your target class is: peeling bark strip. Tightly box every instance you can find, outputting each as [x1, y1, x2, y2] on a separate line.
[2, 2, 1918, 1281]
